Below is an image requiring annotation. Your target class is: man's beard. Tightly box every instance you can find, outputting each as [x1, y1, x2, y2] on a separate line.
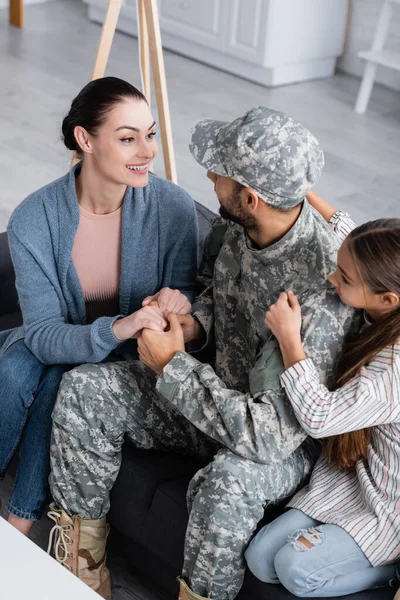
[219, 203, 257, 232]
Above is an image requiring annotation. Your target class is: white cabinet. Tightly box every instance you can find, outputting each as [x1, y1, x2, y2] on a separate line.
[225, 0, 269, 66]
[159, 0, 226, 51]
[85, 0, 349, 87]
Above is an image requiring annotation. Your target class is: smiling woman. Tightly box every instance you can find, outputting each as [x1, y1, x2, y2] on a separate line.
[62, 78, 157, 202]
[0, 76, 198, 539]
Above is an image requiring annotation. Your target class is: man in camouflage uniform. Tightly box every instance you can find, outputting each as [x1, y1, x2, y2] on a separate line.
[48, 107, 356, 600]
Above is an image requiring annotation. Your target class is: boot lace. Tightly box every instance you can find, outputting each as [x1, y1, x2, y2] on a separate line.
[47, 507, 74, 570]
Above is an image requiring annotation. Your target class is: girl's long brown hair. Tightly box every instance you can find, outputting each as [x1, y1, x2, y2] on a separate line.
[325, 219, 400, 470]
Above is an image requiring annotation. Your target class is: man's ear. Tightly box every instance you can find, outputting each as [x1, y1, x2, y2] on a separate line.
[242, 187, 259, 213]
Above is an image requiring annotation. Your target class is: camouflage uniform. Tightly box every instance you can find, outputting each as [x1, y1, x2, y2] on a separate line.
[50, 107, 357, 600]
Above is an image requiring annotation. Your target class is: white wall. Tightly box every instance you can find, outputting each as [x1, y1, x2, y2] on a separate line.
[338, 0, 400, 91]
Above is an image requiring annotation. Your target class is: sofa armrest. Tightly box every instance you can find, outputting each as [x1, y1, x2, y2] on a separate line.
[0, 232, 20, 317]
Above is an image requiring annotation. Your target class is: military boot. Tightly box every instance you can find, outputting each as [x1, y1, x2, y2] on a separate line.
[47, 503, 111, 599]
[178, 577, 209, 600]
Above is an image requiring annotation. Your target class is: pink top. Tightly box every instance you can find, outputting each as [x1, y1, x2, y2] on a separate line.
[72, 205, 122, 323]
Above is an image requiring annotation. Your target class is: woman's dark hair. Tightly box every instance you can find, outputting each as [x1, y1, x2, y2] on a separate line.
[62, 76, 147, 155]
[325, 218, 400, 470]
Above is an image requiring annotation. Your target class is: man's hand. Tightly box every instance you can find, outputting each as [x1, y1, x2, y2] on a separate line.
[142, 288, 191, 315]
[138, 313, 185, 374]
[176, 314, 205, 344]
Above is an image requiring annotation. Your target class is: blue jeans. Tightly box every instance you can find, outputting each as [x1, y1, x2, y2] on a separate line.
[0, 340, 69, 520]
[245, 508, 398, 597]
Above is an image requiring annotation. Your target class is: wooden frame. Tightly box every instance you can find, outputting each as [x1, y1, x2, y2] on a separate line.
[76, 0, 177, 183]
[9, 0, 24, 28]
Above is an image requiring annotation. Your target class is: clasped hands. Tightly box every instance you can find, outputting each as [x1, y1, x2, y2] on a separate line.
[112, 288, 204, 374]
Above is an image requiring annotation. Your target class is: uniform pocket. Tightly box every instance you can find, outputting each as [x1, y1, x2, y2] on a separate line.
[249, 339, 284, 396]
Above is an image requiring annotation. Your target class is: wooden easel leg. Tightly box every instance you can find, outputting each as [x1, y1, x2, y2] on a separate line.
[92, 0, 123, 80]
[143, 0, 177, 183]
[9, 0, 24, 28]
[138, 0, 151, 105]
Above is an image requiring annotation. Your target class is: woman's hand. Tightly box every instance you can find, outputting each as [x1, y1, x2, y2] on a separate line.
[112, 306, 168, 341]
[265, 291, 306, 369]
[142, 288, 191, 315]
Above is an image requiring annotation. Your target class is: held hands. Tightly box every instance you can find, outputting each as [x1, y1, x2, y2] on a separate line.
[175, 314, 205, 344]
[113, 287, 192, 342]
[265, 291, 302, 345]
[112, 305, 167, 341]
[138, 313, 185, 374]
[142, 287, 191, 315]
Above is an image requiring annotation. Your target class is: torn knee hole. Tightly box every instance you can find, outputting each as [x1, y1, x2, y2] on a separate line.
[289, 526, 324, 551]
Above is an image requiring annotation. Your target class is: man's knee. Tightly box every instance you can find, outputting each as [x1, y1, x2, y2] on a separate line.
[52, 363, 107, 423]
[190, 450, 265, 529]
[204, 449, 261, 494]
[59, 363, 105, 392]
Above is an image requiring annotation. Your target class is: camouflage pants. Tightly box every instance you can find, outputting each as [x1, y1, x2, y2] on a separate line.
[50, 361, 314, 600]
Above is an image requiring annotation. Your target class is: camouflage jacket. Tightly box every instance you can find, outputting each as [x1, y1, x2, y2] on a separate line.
[157, 201, 358, 464]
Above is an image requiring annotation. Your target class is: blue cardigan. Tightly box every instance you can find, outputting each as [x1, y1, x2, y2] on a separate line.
[0, 166, 198, 364]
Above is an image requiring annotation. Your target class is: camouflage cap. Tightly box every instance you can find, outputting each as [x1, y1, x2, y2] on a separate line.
[189, 106, 325, 208]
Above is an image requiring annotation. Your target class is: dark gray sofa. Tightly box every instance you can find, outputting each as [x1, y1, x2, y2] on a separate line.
[0, 202, 394, 600]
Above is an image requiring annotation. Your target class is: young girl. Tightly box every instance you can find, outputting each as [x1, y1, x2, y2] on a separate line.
[245, 204, 400, 597]
[0, 77, 198, 537]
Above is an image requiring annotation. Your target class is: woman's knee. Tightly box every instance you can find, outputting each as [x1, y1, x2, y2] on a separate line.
[29, 366, 69, 416]
[0, 342, 45, 409]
